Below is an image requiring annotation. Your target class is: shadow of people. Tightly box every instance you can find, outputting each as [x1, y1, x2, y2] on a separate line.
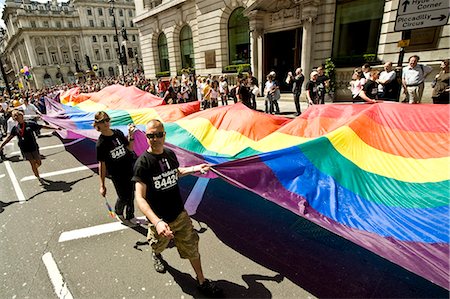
[28, 174, 94, 200]
[165, 263, 283, 298]
[0, 200, 20, 214]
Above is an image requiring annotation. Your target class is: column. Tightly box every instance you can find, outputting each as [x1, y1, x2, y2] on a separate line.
[301, 18, 313, 79]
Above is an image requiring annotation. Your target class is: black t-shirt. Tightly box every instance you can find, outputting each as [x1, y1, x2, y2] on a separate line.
[238, 84, 252, 108]
[132, 148, 184, 222]
[306, 80, 319, 104]
[362, 80, 378, 100]
[96, 129, 135, 177]
[11, 121, 41, 152]
[292, 74, 305, 94]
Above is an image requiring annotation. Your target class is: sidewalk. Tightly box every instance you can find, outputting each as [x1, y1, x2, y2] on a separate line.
[254, 93, 310, 118]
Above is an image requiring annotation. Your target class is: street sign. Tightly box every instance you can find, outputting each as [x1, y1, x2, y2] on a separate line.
[397, 0, 449, 16]
[395, 9, 449, 31]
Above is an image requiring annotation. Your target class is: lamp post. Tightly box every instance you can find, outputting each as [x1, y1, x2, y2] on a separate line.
[0, 28, 12, 100]
[108, 0, 125, 80]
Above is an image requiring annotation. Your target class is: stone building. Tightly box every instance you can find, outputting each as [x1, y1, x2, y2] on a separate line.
[133, 0, 449, 101]
[0, 0, 141, 89]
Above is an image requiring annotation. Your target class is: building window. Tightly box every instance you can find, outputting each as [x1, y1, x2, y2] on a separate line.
[56, 21, 61, 28]
[89, 20, 95, 27]
[43, 21, 49, 28]
[113, 35, 118, 42]
[128, 10, 132, 17]
[38, 52, 47, 65]
[132, 35, 136, 42]
[92, 36, 97, 43]
[179, 25, 194, 69]
[103, 35, 108, 42]
[74, 51, 80, 61]
[101, 20, 105, 27]
[95, 49, 101, 61]
[98, 8, 103, 16]
[332, 0, 384, 66]
[87, 8, 92, 15]
[120, 21, 125, 28]
[105, 48, 111, 60]
[30, 20, 36, 28]
[63, 52, 70, 63]
[130, 21, 134, 27]
[158, 33, 169, 72]
[128, 48, 134, 58]
[119, 9, 123, 17]
[228, 7, 250, 65]
[68, 21, 73, 28]
[50, 52, 58, 64]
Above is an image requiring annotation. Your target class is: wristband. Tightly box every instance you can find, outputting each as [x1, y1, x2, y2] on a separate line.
[155, 219, 164, 227]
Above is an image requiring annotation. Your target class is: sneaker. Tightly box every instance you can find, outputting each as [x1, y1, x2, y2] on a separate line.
[152, 252, 166, 273]
[38, 178, 46, 186]
[115, 214, 126, 222]
[197, 279, 223, 297]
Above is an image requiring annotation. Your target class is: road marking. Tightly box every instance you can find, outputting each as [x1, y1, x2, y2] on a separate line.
[10, 138, 85, 155]
[58, 216, 147, 242]
[21, 164, 98, 182]
[4, 161, 26, 202]
[42, 252, 74, 299]
[0, 174, 5, 179]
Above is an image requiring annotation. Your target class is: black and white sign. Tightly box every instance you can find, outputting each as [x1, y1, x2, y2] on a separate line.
[395, 0, 449, 31]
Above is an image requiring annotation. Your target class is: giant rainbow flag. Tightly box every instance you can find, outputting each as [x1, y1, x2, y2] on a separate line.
[43, 85, 449, 289]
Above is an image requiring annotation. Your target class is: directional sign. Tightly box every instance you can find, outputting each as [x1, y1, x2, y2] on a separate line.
[398, 0, 449, 16]
[395, 9, 450, 31]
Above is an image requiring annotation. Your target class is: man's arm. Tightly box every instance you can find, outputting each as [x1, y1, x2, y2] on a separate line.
[98, 161, 107, 197]
[135, 181, 173, 238]
[178, 163, 210, 177]
[358, 90, 377, 103]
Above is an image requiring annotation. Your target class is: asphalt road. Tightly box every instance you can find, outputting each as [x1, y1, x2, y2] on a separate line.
[0, 116, 448, 298]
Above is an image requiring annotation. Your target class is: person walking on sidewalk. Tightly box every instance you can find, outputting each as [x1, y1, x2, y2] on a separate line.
[0, 109, 59, 185]
[94, 111, 136, 221]
[291, 67, 305, 116]
[133, 119, 223, 297]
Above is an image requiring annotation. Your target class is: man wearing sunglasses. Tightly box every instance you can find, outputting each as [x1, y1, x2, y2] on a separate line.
[133, 119, 222, 297]
[94, 111, 136, 221]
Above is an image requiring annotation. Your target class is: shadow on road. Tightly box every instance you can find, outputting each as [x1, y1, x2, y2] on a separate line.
[166, 263, 283, 298]
[27, 174, 95, 200]
[0, 200, 20, 214]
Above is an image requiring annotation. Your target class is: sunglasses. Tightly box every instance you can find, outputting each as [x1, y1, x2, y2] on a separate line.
[95, 118, 110, 124]
[146, 132, 165, 139]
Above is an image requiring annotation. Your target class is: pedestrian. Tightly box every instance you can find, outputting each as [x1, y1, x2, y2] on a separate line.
[357, 70, 379, 104]
[377, 61, 398, 101]
[306, 71, 319, 106]
[0, 109, 59, 184]
[133, 119, 223, 297]
[236, 77, 252, 108]
[401, 55, 432, 104]
[291, 67, 305, 116]
[350, 68, 366, 103]
[431, 59, 450, 104]
[94, 111, 136, 221]
[362, 63, 371, 80]
[316, 65, 330, 104]
[248, 70, 258, 110]
[218, 75, 229, 106]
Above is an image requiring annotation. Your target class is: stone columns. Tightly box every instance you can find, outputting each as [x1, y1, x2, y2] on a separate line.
[248, 10, 264, 88]
[300, 1, 319, 81]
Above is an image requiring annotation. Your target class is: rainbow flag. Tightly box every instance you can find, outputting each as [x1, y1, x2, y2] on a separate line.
[43, 85, 449, 289]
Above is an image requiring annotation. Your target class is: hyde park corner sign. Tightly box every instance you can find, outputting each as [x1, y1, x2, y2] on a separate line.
[395, 0, 450, 31]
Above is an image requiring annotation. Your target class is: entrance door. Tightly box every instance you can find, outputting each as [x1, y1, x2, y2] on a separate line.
[264, 28, 302, 92]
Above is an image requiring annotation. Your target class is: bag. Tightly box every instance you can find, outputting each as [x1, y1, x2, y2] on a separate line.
[252, 86, 260, 96]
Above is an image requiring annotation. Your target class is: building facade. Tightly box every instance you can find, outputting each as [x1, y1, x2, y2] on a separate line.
[0, 0, 141, 89]
[133, 0, 449, 101]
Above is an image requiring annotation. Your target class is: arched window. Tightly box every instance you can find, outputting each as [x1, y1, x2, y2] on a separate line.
[228, 7, 250, 65]
[179, 25, 194, 69]
[158, 33, 169, 72]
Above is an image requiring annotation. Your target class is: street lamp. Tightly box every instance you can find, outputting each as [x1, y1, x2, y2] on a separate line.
[108, 0, 125, 80]
[0, 28, 12, 100]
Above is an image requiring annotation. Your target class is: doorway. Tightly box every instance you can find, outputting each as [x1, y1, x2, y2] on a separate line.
[264, 28, 302, 92]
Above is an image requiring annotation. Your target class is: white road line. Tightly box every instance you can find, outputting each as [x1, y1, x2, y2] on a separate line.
[10, 138, 85, 155]
[58, 216, 147, 242]
[0, 174, 5, 179]
[21, 164, 98, 182]
[4, 161, 26, 202]
[42, 252, 74, 299]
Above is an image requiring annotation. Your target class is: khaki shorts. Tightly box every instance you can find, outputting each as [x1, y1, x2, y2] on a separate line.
[22, 150, 41, 161]
[148, 210, 199, 260]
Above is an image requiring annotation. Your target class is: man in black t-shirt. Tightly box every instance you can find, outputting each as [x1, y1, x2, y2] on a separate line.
[316, 66, 329, 104]
[306, 71, 319, 105]
[95, 111, 136, 220]
[133, 119, 222, 297]
[358, 70, 379, 104]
